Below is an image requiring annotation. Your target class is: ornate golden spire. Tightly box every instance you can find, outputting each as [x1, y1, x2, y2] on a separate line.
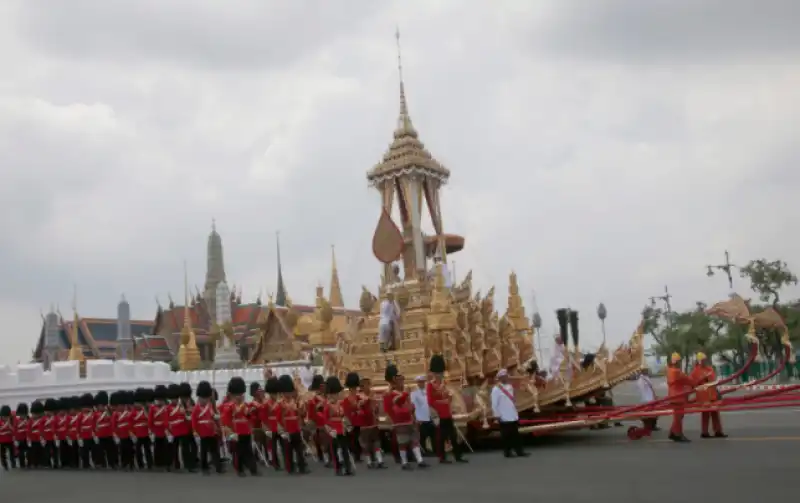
[329, 244, 344, 308]
[178, 261, 200, 370]
[67, 284, 84, 362]
[366, 29, 450, 183]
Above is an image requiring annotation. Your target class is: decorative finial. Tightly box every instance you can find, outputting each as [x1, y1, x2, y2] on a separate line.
[212, 218, 216, 233]
[71, 283, 78, 314]
[394, 27, 413, 132]
[331, 244, 337, 269]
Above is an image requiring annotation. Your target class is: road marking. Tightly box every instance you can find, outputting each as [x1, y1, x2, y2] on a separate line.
[639, 436, 800, 444]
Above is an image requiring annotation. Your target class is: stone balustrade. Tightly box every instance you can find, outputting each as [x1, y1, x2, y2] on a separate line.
[0, 360, 323, 407]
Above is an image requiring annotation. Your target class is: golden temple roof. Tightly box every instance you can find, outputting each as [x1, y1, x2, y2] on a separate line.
[329, 245, 344, 308]
[367, 30, 450, 184]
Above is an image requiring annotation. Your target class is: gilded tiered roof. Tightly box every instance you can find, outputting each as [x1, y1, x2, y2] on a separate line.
[366, 32, 450, 185]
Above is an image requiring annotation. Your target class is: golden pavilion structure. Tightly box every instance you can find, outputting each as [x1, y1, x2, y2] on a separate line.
[320, 33, 646, 426]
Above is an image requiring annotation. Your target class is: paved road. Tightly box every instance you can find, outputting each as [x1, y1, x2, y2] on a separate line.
[3, 384, 798, 503]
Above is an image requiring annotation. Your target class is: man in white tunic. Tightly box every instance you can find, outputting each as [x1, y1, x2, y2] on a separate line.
[636, 369, 660, 431]
[491, 370, 529, 458]
[410, 376, 434, 454]
[378, 291, 399, 352]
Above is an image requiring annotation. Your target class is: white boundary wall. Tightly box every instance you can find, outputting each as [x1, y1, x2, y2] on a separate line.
[0, 360, 324, 408]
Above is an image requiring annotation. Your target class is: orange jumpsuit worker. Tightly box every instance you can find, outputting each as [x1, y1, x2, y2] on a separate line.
[666, 353, 693, 443]
[690, 352, 728, 439]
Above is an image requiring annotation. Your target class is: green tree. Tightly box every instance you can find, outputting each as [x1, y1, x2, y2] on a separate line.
[740, 259, 797, 307]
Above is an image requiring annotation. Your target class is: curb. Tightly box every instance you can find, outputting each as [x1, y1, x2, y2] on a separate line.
[718, 384, 795, 392]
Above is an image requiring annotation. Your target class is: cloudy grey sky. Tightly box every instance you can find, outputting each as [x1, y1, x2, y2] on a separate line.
[2, 0, 799, 365]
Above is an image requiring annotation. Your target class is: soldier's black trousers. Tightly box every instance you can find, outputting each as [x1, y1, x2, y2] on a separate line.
[44, 440, 58, 468]
[152, 436, 168, 468]
[134, 436, 153, 469]
[80, 438, 94, 468]
[58, 440, 72, 468]
[70, 440, 81, 468]
[348, 426, 362, 461]
[419, 420, 435, 453]
[331, 433, 353, 474]
[173, 434, 196, 470]
[29, 441, 43, 467]
[235, 434, 257, 475]
[270, 434, 282, 469]
[436, 418, 464, 461]
[16, 441, 28, 468]
[199, 436, 221, 472]
[119, 438, 135, 469]
[283, 432, 307, 474]
[0, 441, 15, 470]
[96, 436, 118, 468]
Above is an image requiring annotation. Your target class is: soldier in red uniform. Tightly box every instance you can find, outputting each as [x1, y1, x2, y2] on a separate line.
[167, 383, 195, 472]
[192, 380, 223, 474]
[13, 403, 30, 469]
[385, 364, 427, 470]
[427, 355, 467, 463]
[304, 374, 327, 465]
[341, 372, 363, 463]
[66, 396, 82, 469]
[115, 391, 137, 470]
[27, 400, 45, 468]
[248, 381, 267, 465]
[322, 375, 353, 476]
[666, 353, 693, 443]
[77, 394, 95, 469]
[222, 376, 259, 477]
[356, 376, 386, 469]
[94, 391, 117, 468]
[260, 377, 283, 471]
[277, 374, 310, 475]
[55, 397, 71, 468]
[149, 385, 169, 470]
[42, 398, 59, 468]
[690, 352, 728, 439]
[131, 388, 153, 470]
[0, 404, 14, 470]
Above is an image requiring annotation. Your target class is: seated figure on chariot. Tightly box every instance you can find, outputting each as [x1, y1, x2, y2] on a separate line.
[378, 290, 400, 352]
[667, 353, 694, 443]
[690, 353, 728, 439]
[426, 246, 452, 288]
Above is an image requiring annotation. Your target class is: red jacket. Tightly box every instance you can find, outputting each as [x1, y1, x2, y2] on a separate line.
[112, 409, 133, 438]
[391, 390, 413, 425]
[94, 410, 114, 438]
[260, 399, 281, 433]
[167, 403, 191, 437]
[305, 395, 322, 425]
[222, 401, 251, 436]
[55, 413, 69, 441]
[148, 404, 168, 438]
[0, 417, 13, 443]
[341, 393, 363, 428]
[78, 411, 95, 440]
[191, 403, 217, 438]
[277, 399, 302, 434]
[14, 416, 28, 442]
[67, 412, 81, 441]
[667, 367, 694, 403]
[322, 400, 346, 436]
[27, 416, 44, 442]
[357, 394, 377, 428]
[248, 401, 264, 430]
[131, 408, 149, 438]
[41, 415, 57, 441]
[426, 381, 452, 419]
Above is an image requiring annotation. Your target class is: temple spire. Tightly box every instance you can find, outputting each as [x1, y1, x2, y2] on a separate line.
[275, 231, 288, 306]
[395, 27, 415, 135]
[67, 284, 83, 362]
[204, 218, 226, 324]
[329, 244, 344, 308]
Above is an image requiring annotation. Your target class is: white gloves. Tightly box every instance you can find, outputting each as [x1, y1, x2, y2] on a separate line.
[227, 433, 236, 442]
[78, 439, 84, 447]
[113, 435, 120, 444]
[167, 434, 174, 442]
[264, 430, 273, 438]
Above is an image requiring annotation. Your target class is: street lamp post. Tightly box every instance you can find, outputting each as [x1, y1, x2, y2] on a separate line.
[706, 250, 739, 291]
[596, 303, 607, 346]
[649, 285, 673, 326]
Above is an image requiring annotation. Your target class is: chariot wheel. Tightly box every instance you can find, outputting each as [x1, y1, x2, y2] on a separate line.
[627, 425, 643, 440]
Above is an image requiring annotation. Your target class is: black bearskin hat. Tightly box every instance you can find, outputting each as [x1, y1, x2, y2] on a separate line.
[196, 380, 213, 399]
[227, 376, 246, 396]
[212, 388, 219, 402]
[44, 398, 58, 412]
[30, 400, 44, 415]
[569, 310, 579, 348]
[429, 354, 446, 374]
[581, 353, 596, 369]
[134, 388, 147, 404]
[556, 309, 569, 346]
[56, 397, 69, 411]
[94, 391, 109, 407]
[16, 402, 29, 416]
[249, 381, 262, 396]
[127, 390, 137, 405]
[80, 393, 94, 408]
[265, 377, 280, 395]
[308, 374, 324, 392]
[70, 396, 81, 410]
[179, 382, 192, 399]
[345, 372, 360, 389]
[167, 384, 180, 400]
[325, 376, 343, 395]
[0, 405, 10, 417]
[278, 374, 295, 394]
[154, 384, 167, 401]
[384, 363, 399, 383]
[109, 391, 121, 407]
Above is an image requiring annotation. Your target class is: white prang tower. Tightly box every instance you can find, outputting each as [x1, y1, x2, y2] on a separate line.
[213, 279, 240, 368]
